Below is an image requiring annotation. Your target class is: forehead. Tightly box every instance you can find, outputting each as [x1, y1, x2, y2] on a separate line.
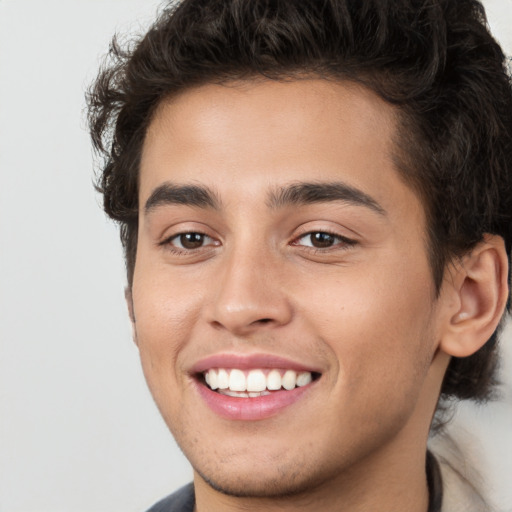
[143, 79, 396, 164]
[140, 79, 420, 222]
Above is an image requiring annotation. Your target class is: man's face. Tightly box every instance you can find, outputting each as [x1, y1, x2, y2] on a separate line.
[133, 79, 445, 497]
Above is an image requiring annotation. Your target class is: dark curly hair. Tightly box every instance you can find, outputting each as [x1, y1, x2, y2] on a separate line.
[87, 0, 512, 406]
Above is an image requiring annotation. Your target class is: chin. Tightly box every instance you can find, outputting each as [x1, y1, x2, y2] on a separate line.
[194, 465, 325, 499]
[188, 441, 350, 501]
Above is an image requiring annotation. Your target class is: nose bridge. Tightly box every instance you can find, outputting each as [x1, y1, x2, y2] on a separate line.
[208, 236, 292, 334]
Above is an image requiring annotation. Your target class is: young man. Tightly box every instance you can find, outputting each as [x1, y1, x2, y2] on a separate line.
[88, 1, 512, 510]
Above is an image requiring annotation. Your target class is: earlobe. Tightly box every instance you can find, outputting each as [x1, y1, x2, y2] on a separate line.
[125, 286, 138, 346]
[440, 235, 509, 358]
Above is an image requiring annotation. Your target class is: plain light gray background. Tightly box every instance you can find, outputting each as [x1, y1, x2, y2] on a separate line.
[0, 1, 511, 511]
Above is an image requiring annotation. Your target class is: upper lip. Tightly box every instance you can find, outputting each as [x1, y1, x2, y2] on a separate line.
[190, 352, 322, 375]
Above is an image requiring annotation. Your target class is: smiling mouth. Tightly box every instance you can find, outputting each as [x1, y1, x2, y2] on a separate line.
[201, 368, 321, 398]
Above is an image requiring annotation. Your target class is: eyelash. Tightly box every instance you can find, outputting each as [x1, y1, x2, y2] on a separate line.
[160, 232, 218, 254]
[292, 230, 357, 252]
[160, 230, 356, 255]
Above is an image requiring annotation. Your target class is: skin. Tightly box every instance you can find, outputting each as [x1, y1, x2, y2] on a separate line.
[130, 79, 507, 511]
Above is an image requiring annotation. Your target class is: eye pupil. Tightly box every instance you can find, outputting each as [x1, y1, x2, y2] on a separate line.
[311, 232, 335, 248]
[180, 233, 204, 249]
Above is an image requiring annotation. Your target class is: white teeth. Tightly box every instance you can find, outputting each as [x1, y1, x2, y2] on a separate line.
[219, 389, 272, 398]
[229, 369, 246, 391]
[247, 370, 266, 392]
[217, 368, 229, 389]
[249, 391, 271, 397]
[297, 371, 312, 387]
[208, 370, 219, 390]
[220, 390, 249, 398]
[204, 368, 315, 394]
[282, 370, 297, 390]
[267, 369, 282, 390]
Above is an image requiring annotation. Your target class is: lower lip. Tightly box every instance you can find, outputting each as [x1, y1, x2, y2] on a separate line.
[195, 381, 315, 421]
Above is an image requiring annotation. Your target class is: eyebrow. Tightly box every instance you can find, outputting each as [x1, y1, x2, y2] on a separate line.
[144, 183, 220, 213]
[268, 182, 386, 215]
[144, 180, 386, 216]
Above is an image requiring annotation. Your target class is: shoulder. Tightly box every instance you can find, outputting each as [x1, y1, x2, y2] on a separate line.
[145, 483, 195, 512]
[429, 431, 494, 512]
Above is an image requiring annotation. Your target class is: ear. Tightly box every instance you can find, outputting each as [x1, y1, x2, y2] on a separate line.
[439, 235, 509, 358]
[125, 286, 138, 346]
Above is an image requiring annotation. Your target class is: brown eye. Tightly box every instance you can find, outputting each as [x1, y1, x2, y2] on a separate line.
[180, 233, 204, 249]
[309, 232, 336, 248]
[294, 231, 356, 250]
[170, 232, 213, 250]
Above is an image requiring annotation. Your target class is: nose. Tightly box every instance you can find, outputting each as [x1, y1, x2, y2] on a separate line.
[207, 245, 293, 336]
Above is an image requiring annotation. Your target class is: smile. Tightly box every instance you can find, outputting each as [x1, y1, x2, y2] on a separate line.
[192, 354, 322, 420]
[204, 368, 314, 397]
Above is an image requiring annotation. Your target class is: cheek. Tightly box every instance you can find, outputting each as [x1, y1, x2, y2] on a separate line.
[130, 264, 205, 385]
[300, 256, 436, 393]
[130, 275, 204, 436]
